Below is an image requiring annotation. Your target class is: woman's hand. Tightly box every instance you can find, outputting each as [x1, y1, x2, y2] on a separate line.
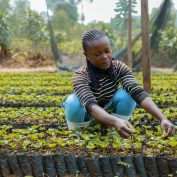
[160, 118, 176, 137]
[88, 104, 136, 138]
[114, 119, 135, 138]
[140, 97, 176, 137]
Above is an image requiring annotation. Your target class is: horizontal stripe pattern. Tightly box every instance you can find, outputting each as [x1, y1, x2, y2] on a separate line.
[73, 60, 148, 107]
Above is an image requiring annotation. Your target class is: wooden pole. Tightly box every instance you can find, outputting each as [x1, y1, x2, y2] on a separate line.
[141, 0, 151, 92]
[127, 0, 132, 69]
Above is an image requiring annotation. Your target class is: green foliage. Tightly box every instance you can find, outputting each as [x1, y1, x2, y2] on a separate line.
[159, 27, 177, 56]
[112, 0, 138, 50]
[0, 0, 11, 14]
[50, 0, 79, 32]
[114, 0, 137, 26]
[0, 72, 176, 156]
[55, 1, 78, 25]
[0, 13, 9, 45]
[59, 39, 82, 54]
[46, 0, 81, 13]
[21, 9, 47, 45]
[9, 0, 30, 39]
[118, 161, 132, 168]
[13, 0, 30, 13]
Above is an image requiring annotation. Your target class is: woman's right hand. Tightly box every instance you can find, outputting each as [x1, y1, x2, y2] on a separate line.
[113, 119, 135, 138]
[87, 103, 135, 138]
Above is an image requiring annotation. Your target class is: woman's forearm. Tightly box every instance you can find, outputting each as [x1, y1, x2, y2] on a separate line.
[88, 103, 118, 127]
[140, 97, 167, 121]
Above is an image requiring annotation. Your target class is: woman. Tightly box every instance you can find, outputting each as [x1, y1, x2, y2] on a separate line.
[64, 29, 175, 138]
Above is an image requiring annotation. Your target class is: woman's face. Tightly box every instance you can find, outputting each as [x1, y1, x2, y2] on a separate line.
[85, 36, 112, 70]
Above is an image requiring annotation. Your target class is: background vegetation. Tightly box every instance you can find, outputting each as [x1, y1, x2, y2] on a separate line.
[0, 0, 177, 69]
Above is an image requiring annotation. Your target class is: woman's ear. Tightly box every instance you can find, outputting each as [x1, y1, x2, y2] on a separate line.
[83, 51, 89, 60]
[83, 51, 87, 57]
[83, 51, 90, 61]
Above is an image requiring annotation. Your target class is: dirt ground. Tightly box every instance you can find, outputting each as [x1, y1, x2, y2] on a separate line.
[0, 66, 173, 72]
[0, 53, 174, 72]
[0, 53, 86, 72]
[0, 66, 58, 72]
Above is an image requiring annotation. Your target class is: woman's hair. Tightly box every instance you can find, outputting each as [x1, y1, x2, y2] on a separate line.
[82, 29, 106, 52]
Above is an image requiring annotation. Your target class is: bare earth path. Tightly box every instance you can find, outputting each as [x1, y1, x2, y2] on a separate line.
[0, 66, 58, 72]
[0, 66, 173, 72]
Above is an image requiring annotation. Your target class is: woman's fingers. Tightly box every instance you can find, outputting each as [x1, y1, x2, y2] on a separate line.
[126, 122, 136, 133]
[167, 125, 176, 135]
[118, 124, 134, 138]
[161, 118, 175, 136]
[118, 129, 131, 138]
[167, 126, 173, 135]
[114, 119, 136, 138]
[162, 124, 176, 138]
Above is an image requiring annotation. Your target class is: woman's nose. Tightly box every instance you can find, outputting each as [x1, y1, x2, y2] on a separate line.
[101, 53, 107, 59]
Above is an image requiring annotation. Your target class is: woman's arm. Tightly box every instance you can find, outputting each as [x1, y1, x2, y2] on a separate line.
[116, 62, 175, 136]
[88, 103, 135, 138]
[140, 97, 176, 136]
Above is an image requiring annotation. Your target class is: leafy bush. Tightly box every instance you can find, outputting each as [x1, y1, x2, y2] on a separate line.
[59, 39, 82, 54]
[159, 27, 177, 57]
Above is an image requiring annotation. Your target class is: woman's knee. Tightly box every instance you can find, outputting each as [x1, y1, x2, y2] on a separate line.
[64, 94, 86, 122]
[113, 88, 136, 116]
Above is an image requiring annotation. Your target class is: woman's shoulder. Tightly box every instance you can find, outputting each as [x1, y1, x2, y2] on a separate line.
[73, 65, 88, 80]
[75, 65, 87, 74]
[112, 60, 127, 69]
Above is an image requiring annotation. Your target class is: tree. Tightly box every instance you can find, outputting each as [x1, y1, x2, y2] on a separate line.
[45, 0, 63, 68]
[9, 0, 30, 39]
[21, 9, 47, 47]
[113, 0, 137, 68]
[46, 0, 93, 29]
[0, 13, 10, 63]
[50, 0, 79, 36]
[13, 0, 30, 14]
[0, 0, 11, 14]
[78, 0, 93, 24]
[114, 0, 137, 44]
[159, 27, 177, 57]
[46, 0, 81, 12]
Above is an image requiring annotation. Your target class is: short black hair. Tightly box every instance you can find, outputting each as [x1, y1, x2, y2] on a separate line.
[82, 29, 106, 52]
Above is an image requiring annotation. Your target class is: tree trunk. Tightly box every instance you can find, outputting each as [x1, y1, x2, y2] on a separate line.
[0, 44, 9, 64]
[45, 0, 63, 69]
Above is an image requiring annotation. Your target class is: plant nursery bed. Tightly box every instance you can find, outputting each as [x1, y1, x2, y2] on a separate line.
[0, 152, 177, 177]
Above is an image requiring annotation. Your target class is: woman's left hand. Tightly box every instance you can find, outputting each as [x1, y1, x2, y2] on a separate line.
[160, 118, 176, 137]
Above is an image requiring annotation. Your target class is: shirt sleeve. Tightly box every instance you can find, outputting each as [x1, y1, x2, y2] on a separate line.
[116, 61, 149, 104]
[72, 68, 97, 109]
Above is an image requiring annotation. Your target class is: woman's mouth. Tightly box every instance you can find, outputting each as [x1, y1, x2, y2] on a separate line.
[101, 62, 111, 69]
[102, 62, 110, 66]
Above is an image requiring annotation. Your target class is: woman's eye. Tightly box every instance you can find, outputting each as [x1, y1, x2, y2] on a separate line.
[95, 53, 101, 56]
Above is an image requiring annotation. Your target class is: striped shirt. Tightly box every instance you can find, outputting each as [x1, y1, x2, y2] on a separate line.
[73, 60, 149, 108]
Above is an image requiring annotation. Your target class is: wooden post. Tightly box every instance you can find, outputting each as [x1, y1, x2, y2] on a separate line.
[127, 0, 132, 69]
[141, 0, 151, 92]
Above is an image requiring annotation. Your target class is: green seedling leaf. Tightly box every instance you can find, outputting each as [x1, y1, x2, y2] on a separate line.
[118, 161, 132, 168]
[48, 143, 57, 148]
[161, 132, 169, 139]
[81, 133, 90, 141]
[22, 140, 31, 148]
[112, 142, 121, 150]
[87, 142, 96, 149]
